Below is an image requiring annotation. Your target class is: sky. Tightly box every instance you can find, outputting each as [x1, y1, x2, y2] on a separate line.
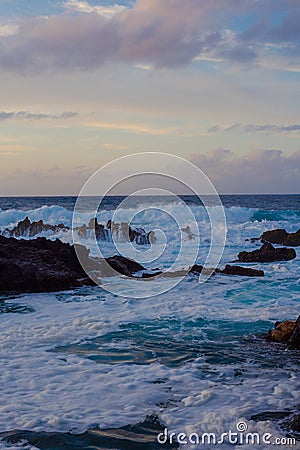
[0, 0, 299, 195]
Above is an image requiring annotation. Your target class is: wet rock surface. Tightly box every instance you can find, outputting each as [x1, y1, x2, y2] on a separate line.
[3, 217, 68, 238]
[0, 236, 146, 293]
[2, 216, 156, 245]
[218, 264, 264, 277]
[238, 242, 296, 262]
[78, 217, 155, 245]
[0, 235, 92, 292]
[262, 316, 300, 350]
[264, 320, 296, 343]
[259, 228, 300, 246]
[139, 264, 264, 279]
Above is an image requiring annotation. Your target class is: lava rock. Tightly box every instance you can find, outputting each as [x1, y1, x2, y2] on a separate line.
[141, 271, 163, 278]
[104, 255, 145, 277]
[238, 242, 296, 263]
[3, 217, 68, 238]
[0, 235, 92, 292]
[252, 228, 300, 246]
[79, 217, 155, 245]
[0, 236, 147, 293]
[219, 264, 264, 277]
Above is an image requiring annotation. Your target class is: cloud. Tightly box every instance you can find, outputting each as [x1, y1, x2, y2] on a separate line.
[87, 120, 185, 135]
[0, 0, 298, 72]
[0, 24, 18, 37]
[208, 123, 300, 135]
[0, 111, 78, 121]
[190, 149, 300, 193]
[0, 144, 36, 155]
[63, 0, 127, 18]
[0, 165, 93, 196]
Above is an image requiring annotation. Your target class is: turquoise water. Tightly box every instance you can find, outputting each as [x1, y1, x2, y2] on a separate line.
[0, 195, 299, 449]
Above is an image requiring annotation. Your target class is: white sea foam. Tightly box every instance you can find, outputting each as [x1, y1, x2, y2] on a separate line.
[0, 199, 299, 448]
[0, 276, 299, 444]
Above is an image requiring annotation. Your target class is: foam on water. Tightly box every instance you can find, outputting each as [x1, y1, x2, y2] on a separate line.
[0, 196, 299, 449]
[0, 275, 299, 446]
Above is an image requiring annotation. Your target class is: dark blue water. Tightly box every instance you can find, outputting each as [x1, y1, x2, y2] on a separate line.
[0, 194, 299, 212]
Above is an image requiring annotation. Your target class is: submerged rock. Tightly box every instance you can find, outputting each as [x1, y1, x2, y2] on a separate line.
[238, 242, 296, 263]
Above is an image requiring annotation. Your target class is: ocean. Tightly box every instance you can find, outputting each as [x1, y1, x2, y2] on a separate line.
[0, 195, 299, 449]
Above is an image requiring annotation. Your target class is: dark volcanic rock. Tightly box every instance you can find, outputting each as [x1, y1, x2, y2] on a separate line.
[219, 264, 264, 277]
[288, 315, 300, 350]
[4, 217, 156, 246]
[4, 217, 68, 238]
[0, 235, 92, 292]
[0, 236, 146, 293]
[141, 271, 163, 279]
[79, 217, 155, 245]
[260, 228, 289, 244]
[260, 228, 300, 247]
[104, 255, 145, 277]
[190, 264, 205, 274]
[238, 242, 296, 263]
[139, 264, 264, 279]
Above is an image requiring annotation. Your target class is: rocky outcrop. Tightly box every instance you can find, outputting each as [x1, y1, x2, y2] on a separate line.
[264, 320, 296, 343]
[3, 217, 68, 238]
[250, 228, 300, 246]
[104, 255, 145, 277]
[78, 218, 155, 245]
[238, 242, 296, 263]
[263, 316, 300, 350]
[0, 236, 147, 293]
[260, 228, 300, 247]
[0, 235, 92, 292]
[218, 264, 264, 277]
[140, 264, 264, 279]
[190, 264, 264, 277]
[2, 217, 155, 246]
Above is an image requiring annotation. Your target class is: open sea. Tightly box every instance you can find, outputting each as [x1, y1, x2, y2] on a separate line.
[0, 195, 299, 449]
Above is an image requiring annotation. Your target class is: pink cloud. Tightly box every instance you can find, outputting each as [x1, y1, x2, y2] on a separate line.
[190, 149, 300, 193]
[0, 0, 298, 72]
